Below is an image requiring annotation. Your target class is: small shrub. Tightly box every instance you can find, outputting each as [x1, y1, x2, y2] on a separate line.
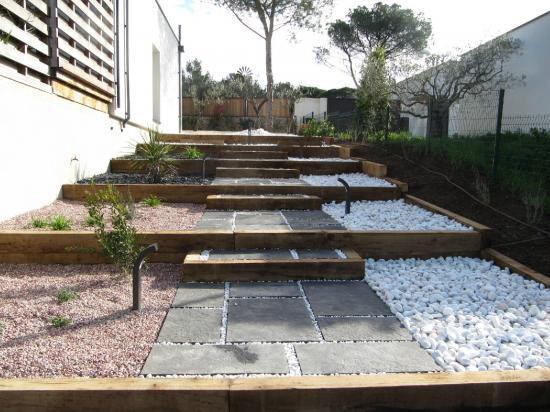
[31, 217, 49, 229]
[143, 195, 162, 207]
[49, 215, 72, 231]
[85, 214, 95, 227]
[299, 119, 335, 137]
[57, 289, 77, 303]
[182, 146, 203, 159]
[86, 185, 140, 274]
[134, 127, 176, 183]
[50, 315, 71, 328]
[522, 182, 546, 224]
[473, 169, 491, 204]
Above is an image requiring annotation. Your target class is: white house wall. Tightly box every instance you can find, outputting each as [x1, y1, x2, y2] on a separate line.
[295, 98, 328, 125]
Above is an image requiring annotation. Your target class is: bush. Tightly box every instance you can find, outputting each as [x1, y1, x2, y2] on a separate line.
[142, 195, 162, 207]
[299, 119, 335, 137]
[31, 217, 49, 229]
[182, 146, 203, 159]
[86, 185, 140, 274]
[57, 289, 77, 303]
[50, 315, 71, 328]
[49, 215, 72, 231]
[134, 127, 176, 183]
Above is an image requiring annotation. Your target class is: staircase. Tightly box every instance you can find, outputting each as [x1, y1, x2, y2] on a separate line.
[206, 194, 322, 210]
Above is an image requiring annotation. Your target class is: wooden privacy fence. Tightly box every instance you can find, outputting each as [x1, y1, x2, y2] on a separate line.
[0, 0, 115, 101]
[183, 97, 291, 119]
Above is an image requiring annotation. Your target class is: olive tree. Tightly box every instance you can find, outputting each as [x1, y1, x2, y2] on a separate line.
[394, 37, 523, 137]
[316, 2, 431, 86]
[211, 0, 333, 130]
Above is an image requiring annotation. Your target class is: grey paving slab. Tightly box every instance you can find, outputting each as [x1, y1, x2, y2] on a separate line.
[317, 317, 412, 341]
[142, 344, 289, 375]
[302, 282, 393, 316]
[294, 342, 440, 374]
[230, 282, 301, 297]
[209, 249, 293, 261]
[235, 212, 287, 227]
[227, 299, 320, 342]
[157, 308, 221, 343]
[194, 221, 233, 230]
[297, 249, 340, 259]
[211, 178, 307, 186]
[282, 210, 345, 230]
[200, 211, 235, 220]
[172, 283, 225, 308]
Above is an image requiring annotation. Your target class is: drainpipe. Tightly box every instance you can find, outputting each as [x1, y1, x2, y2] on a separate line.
[114, 0, 120, 108]
[178, 25, 183, 132]
[122, 0, 131, 127]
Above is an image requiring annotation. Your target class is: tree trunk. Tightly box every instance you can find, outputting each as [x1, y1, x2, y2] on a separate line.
[265, 32, 274, 131]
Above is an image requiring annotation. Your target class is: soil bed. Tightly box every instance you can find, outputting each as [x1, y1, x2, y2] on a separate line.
[78, 173, 213, 185]
[0, 264, 179, 378]
[350, 143, 550, 276]
[0, 200, 205, 231]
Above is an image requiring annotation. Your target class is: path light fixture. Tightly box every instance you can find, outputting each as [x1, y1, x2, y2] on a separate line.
[133, 243, 158, 311]
[202, 154, 209, 180]
[337, 178, 352, 215]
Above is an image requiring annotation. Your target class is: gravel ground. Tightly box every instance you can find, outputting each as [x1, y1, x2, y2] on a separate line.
[300, 173, 394, 187]
[0, 200, 205, 231]
[78, 173, 212, 185]
[364, 257, 550, 371]
[323, 200, 472, 231]
[0, 264, 179, 377]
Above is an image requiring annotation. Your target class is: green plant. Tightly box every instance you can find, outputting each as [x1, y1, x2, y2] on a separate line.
[85, 214, 95, 227]
[522, 182, 546, 224]
[49, 215, 72, 231]
[31, 217, 49, 229]
[57, 289, 77, 303]
[182, 146, 203, 159]
[86, 185, 140, 274]
[300, 119, 335, 137]
[134, 127, 176, 183]
[473, 169, 491, 205]
[142, 195, 162, 207]
[50, 315, 71, 328]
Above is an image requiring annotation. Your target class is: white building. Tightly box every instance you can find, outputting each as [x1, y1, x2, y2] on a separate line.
[0, 0, 182, 221]
[401, 10, 550, 137]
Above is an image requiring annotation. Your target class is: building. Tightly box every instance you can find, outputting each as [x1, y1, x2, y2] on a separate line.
[0, 0, 182, 221]
[400, 10, 550, 137]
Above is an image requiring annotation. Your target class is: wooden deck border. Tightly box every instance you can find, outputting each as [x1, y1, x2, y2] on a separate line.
[62, 183, 403, 203]
[481, 248, 549, 287]
[0, 369, 548, 411]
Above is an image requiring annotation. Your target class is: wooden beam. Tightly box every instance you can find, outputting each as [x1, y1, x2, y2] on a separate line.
[362, 160, 387, 177]
[481, 248, 549, 287]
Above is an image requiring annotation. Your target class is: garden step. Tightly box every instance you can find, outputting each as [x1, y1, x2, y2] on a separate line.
[182, 248, 365, 281]
[217, 150, 288, 159]
[206, 194, 322, 210]
[215, 167, 300, 179]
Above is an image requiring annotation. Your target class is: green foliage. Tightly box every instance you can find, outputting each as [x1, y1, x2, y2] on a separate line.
[182, 146, 203, 159]
[142, 195, 162, 207]
[86, 185, 140, 274]
[134, 127, 175, 183]
[85, 214, 96, 227]
[57, 289, 77, 303]
[31, 217, 49, 229]
[300, 119, 335, 137]
[49, 215, 72, 231]
[50, 315, 71, 328]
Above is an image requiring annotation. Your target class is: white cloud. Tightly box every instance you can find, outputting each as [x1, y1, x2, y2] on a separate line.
[157, 0, 549, 89]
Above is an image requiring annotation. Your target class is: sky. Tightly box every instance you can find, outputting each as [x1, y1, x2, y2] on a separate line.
[157, 0, 549, 89]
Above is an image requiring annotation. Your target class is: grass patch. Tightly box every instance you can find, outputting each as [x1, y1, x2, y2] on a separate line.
[50, 315, 71, 328]
[142, 195, 162, 207]
[57, 289, 77, 303]
[49, 215, 72, 231]
[31, 217, 49, 228]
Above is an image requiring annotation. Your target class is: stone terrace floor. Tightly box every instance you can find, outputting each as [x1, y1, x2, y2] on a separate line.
[141, 281, 440, 376]
[195, 210, 345, 231]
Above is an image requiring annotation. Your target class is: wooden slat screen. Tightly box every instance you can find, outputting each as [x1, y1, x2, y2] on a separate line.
[0, 0, 115, 100]
[0, 0, 50, 82]
[182, 97, 291, 119]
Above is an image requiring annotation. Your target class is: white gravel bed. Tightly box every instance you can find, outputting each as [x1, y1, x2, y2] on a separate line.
[289, 157, 356, 162]
[300, 173, 394, 187]
[323, 200, 472, 231]
[364, 257, 550, 372]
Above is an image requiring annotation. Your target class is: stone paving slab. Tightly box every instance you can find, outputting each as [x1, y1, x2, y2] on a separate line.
[302, 282, 393, 316]
[282, 210, 345, 230]
[209, 249, 293, 261]
[294, 342, 440, 374]
[230, 282, 301, 297]
[235, 212, 288, 227]
[227, 299, 320, 342]
[212, 178, 307, 186]
[297, 249, 340, 259]
[172, 283, 225, 308]
[317, 317, 412, 341]
[157, 309, 222, 343]
[142, 344, 289, 375]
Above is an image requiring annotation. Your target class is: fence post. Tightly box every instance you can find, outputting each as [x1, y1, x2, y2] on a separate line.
[491, 89, 505, 181]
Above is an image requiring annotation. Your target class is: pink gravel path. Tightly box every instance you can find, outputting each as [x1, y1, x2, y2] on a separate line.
[0, 264, 179, 378]
[0, 200, 205, 231]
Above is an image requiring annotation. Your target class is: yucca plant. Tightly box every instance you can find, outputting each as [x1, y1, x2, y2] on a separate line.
[134, 128, 176, 183]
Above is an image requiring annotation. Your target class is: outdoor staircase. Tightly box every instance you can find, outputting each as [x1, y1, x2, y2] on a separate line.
[206, 194, 322, 210]
[215, 167, 300, 179]
[217, 150, 288, 159]
[182, 248, 365, 281]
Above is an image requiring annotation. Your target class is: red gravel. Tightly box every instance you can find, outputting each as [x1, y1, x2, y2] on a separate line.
[0, 264, 179, 378]
[0, 200, 205, 231]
